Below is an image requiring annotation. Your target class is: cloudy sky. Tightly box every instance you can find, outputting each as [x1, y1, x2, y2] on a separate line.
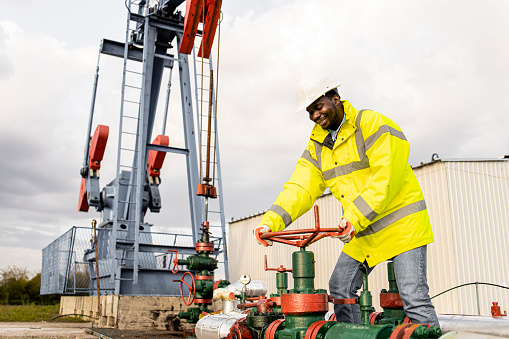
[1, 0, 508, 273]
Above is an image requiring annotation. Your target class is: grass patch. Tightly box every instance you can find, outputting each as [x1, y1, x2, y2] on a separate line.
[0, 304, 89, 322]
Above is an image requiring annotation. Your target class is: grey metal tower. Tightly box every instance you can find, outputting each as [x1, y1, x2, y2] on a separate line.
[41, 0, 228, 296]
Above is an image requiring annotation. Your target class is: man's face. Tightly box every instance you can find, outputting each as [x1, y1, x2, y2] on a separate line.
[306, 95, 343, 130]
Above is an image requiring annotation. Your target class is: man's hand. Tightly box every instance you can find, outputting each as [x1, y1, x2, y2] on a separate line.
[333, 218, 356, 243]
[253, 225, 273, 246]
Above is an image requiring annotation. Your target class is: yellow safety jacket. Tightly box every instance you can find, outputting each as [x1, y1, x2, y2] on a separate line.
[259, 100, 434, 267]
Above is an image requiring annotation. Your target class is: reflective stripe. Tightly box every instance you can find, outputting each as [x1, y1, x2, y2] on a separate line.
[355, 110, 368, 163]
[365, 125, 407, 152]
[322, 158, 369, 181]
[269, 204, 293, 227]
[300, 150, 320, 170]
[353, 195, 378, 221]
[356, 200, 427, 238]
[321, 109, 370, 181]
[314, 141, 322, 170]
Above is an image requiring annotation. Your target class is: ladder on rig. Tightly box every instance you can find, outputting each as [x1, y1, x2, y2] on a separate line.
[110, 1, 152, 286]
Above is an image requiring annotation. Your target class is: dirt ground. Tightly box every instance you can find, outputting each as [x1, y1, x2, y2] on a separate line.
[0, 322, 97, 338]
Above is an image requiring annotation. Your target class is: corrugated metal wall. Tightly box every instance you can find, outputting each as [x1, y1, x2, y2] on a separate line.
[228, 160, 509, 316]
[443, 160, 509, 315]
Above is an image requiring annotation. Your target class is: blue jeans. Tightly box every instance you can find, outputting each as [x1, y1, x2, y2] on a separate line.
[328, 245, 439, 327]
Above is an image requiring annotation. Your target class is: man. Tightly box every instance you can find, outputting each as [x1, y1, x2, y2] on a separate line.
[253, 72, 439, 327]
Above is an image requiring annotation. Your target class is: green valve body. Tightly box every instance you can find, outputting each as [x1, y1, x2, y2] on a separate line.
[272, 249, 328, 339]
[324, 322, 394, 339]
[178, 255, 217, 271]
[178, 306, 211, 323]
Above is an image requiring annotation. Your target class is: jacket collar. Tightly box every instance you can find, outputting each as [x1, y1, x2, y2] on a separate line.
[309, 100, 358, 146]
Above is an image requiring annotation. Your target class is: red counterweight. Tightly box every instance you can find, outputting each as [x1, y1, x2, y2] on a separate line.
[89, 125, 109, 170]
[79, 125, 109, 212]
[147, 135, 169, 177]
[179, 0, 222, 58]
[78, 177, 89, 212]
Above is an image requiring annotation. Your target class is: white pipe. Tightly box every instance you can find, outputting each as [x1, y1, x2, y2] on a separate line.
[438, 314, 509, 338]
[440, 331, 506, 339]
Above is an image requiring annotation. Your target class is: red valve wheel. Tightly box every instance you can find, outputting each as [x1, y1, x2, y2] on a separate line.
[260, 206, 342, 247]
[175, 271, 196, 306]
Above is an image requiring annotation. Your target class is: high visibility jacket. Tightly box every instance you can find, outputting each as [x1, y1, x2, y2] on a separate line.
[259, 100, 434, 267]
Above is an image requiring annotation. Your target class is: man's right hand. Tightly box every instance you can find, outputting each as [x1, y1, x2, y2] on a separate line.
[253, 225, 273, 246]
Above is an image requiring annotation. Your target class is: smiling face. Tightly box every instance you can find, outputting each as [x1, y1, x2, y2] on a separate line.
[306, 94, 344, 130]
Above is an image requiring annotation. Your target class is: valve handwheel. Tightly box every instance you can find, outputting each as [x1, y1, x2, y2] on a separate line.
[174, 271, 196, 306]
[260, 205, 342, 248]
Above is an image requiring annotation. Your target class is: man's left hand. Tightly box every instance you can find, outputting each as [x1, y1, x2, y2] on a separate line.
[333, 218, 356, 243]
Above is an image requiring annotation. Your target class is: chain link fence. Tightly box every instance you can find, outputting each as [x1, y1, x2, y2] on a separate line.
[41, 226, 224, 295]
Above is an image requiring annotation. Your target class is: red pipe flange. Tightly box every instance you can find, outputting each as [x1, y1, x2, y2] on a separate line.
[304, 320, 329, 339]
[196, 242, 214, 252]
[389, 324, 424, 339]
[213, 279, 224, 290]
[281, 293, 328, 315]
[195, 275, 213, 281]
[369, 311, 383, 324]
[264, 319, 284, 339]
[194, 298, 213, 304]
[380, 293, 404, 308]
[226, 318, 253, 339]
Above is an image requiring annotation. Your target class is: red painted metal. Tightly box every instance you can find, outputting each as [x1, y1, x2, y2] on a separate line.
[265, 319, 284, 339]
[401, 324, 422, 339]
[270, 296, 281, 307]
[194, 298, 213, 304]
[304, 320, 329, 339]
[389, 324, 426, 339]
[196, 183, 217, 198]
[212, 279, 224, 290]
[168, 249, 179, 273]
[281, 293, 328, 315]
[226, 318, 253, 339]
[380, 293, 404, 308]
[238, 299, 276, 314]
[196, 242, 214, 252]
[197, 0, 222, 58]
[89, 125, 109, 170]
[492, 302, 508, 316]
[179, 0, 204, 55]
[331, 298, 358, 305]
[264, 255, 292, 272]
[147, 135, 169, 177]
[173, 271, 195, 306]
[260, 206, 341, 247]
[195, 275, 213, 281]
[389, 324, 413, 339]
[329, 313, 336, 321]
[78, 177, 89, 212]
[369, 311, 383, 324]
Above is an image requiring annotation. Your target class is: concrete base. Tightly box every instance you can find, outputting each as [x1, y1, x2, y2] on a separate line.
[60, 295, 221, 330]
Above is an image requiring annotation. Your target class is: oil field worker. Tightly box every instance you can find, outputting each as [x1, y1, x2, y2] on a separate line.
[252, 73, 439, 327]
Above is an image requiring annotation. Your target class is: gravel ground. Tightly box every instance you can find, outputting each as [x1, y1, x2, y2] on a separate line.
[0, 322, 97, 338]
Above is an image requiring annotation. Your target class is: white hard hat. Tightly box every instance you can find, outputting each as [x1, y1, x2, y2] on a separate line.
[296, 72, 341, 112]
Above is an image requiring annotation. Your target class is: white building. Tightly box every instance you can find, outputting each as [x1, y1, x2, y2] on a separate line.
[227, 158, 509, 316]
